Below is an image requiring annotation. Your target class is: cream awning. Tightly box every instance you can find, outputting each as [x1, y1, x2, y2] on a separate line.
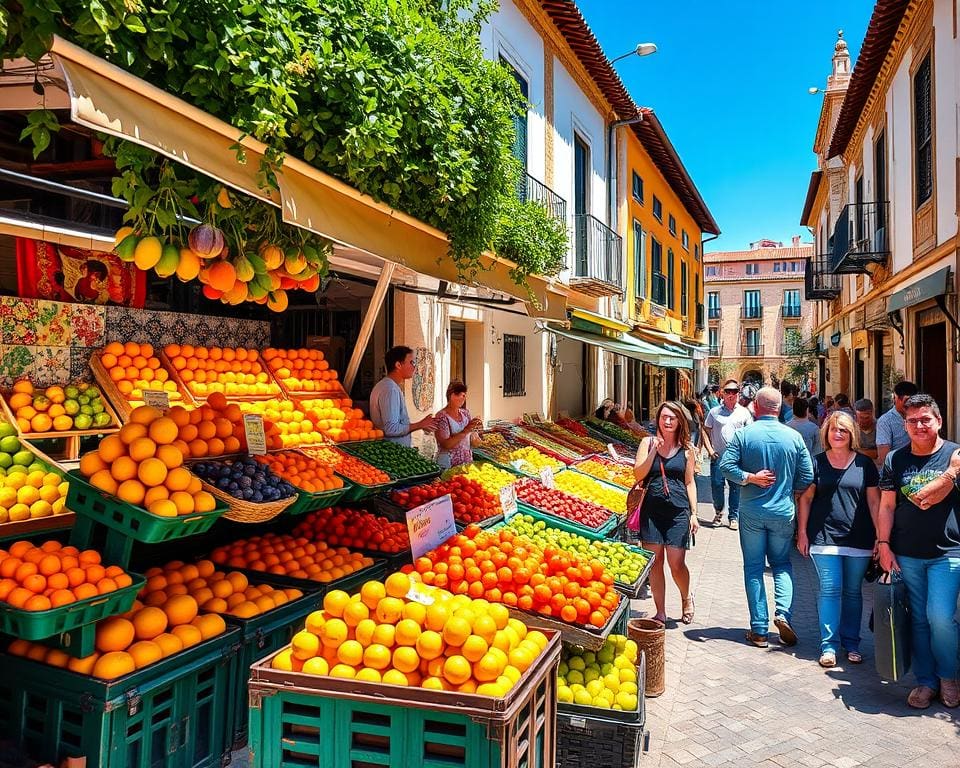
[547, 325, 693, 369]
[42, 36, 567, 319]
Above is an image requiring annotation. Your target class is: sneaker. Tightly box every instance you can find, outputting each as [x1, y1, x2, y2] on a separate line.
[729, 519, 739, 531]
[745, 631, 768, 648]
[712, 510, 723, 526]
[774, 616, 798, 646]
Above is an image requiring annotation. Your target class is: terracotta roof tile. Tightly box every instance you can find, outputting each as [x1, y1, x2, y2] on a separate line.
[704, 245, 813, 263]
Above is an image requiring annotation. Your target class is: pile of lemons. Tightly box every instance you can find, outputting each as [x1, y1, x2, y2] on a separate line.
[557, 634, 639, 711]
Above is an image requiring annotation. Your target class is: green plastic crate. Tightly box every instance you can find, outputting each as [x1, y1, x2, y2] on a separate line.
[247, 630, 560, 768]
[338, 477, 396, 502]
[515, 502, 619, 539]
[0, 627, 240, 768]
[282, 482, 351, 516]
[67, 470, 227, 543]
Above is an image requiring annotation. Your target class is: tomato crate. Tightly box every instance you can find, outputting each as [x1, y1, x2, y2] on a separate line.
[0, 627, 240, 768]
[507, 590, 628, 652]
[221, 579, 327, 748]
[246, 629, 560, 768]
[282, 482, 351, 516]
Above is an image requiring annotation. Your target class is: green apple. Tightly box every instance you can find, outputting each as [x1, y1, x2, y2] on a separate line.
[0, 453, 11, 469]
[64, 400, 80, 416]
[0, 422, 16, 440]
[64, 385, 79, 399]
[0, 435, 20, 454]
[12, 450, 34, 466]
[73, 413, 93, 430]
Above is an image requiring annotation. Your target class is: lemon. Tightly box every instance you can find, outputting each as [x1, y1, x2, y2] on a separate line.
[557, 685, 573, 703]
[30, 500, 53, 518]
[0, 488, 16, 507]
[8, 503, 30, 522]
[573, 689, 593, 706]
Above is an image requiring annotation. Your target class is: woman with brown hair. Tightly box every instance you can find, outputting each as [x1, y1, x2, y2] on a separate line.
[632, 401, 700, 624]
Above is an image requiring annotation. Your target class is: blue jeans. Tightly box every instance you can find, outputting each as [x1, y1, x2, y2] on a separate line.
[739, 514, 794, 634]
[809, 553, 871, 654]
[710, 459, 740, 520]
[897, 555, 960, 688]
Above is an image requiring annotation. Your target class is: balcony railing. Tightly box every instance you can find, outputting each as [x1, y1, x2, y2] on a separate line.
[571, 213, 624, 296]
[741, 343, 764, 357]
[708, 344, 720, 356]
[804, 255, 841, 300]
[741, 305, 763, 320]
[650, 272, 667, 306]
[708, 306, 721, 320]
[518, 173, 567, 223]
[831, 201, 890, 274]
[781, 305, 802, 318]
[695, 303, 704, 329]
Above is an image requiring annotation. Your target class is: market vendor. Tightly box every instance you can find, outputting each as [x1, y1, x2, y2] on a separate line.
[370, 345, 438, 447]
[434, 380, 483, 469]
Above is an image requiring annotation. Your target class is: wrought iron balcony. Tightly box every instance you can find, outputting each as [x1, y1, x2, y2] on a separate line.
[804, 255, 841, 300]
[707, 306, 721, 320]
[695, 303, 705, 329]
[572, 213, 624, 296]
[708, 344, 720, 356]
[740, 305, 763, 320]
[650, 272, 667, 306]
[517, 173, 567, 223]
[781, 305, 802, 318]
[741, 343, 764, 357]
[831, 201, 890, 274]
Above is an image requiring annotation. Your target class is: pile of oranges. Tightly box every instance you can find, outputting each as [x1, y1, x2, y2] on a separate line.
[291, 507, 410, 554]
[298, 397, 382, 442]
[79, 405, 217, 518]
[139, 559, 302, 619]
[237, 399, 327, 448]
[403, 526, 620, 629]
[164, 344, 281, 399]
[100, 342, 184, 409]
[254, 451, 344, 493]
[209, 533, 377, 583]
[271, 573, 550, 696]
[302, 446, 391, 486]
[261, 348, 344, 394]
[0, 541, 133, 611]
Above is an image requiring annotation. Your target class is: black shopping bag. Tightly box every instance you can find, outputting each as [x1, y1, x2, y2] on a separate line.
[873, 572, 911, 682]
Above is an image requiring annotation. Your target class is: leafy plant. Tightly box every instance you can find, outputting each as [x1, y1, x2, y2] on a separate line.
[783, 330, 818, 382]
[496, 195, 569, 289]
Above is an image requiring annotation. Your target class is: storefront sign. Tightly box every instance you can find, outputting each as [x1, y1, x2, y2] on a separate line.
[406, 494, 456, 559]
[500, 485, 518, 519]
[887, 267, 951, 313]
[142, 390, 170, 411]
[830, 332, 841, 347]
[539, 467, 555, 488]
[851, 330, 869, 350]
[243, 414, 267, 455]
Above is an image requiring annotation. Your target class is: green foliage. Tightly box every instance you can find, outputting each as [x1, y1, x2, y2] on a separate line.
[783, 330, 818, 382]
[1, 0, 554, 285]
[496, 196, 569, 286]
[18, 109, 59, 159]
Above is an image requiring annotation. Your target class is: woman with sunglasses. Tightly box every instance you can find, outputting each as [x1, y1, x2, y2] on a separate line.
[796, 411, 879, 668]
[632, 401, 700, 624]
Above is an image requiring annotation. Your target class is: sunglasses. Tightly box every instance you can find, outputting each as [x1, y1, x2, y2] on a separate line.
[723, 388, 740, 394]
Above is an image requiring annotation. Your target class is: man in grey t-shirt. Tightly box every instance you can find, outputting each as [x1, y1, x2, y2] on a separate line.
[854, 398, 878, 462]
[787, 398, 821, 456]
[369, 346, 438, 447]
[704, 380, 754, 529]
[876, 380, 918, 465]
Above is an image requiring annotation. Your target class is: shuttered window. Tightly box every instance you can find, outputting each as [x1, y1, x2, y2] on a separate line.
[913, 52, 933, 206]
[503, 334, 525, 397]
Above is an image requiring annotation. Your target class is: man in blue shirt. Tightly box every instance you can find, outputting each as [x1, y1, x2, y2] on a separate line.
[720, 386, 814, 648]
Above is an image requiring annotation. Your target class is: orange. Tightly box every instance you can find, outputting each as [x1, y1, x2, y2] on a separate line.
[323, 589, 350, 618]
[342, 600, 369, 628]
[153, 632, 184, 657]
[382, 668, 410, 686]
[67, 653, 100, 675]
[336, 640, 363, 666]
[137, 457, 167, 487]
[391, 646, 420, 673]
[119, 423, 148, 445]
[110, 455, 139, 483]
[128, 640, 163, 669]
[320, 618, 348, 648]
[394, 619, 422, 647]
[163, 467, 192, 492]
[170, 491, 195, 515]
[148, 499, 178, 518]
[131, 606, 168, 640]
[30, 413, 52, 432]
[24, 594, 52, 611]
[44, 648, 72, 668]
[148, 417, 178, 445]
[362, 643, 392, 670]
[191, 613, 226, 640]
[441, 617, 471, 647]
[156, 444, 184, 470]
[442, 655, 472, 685]
[170, 623, 202, 649]
[162, 594, 199, 626]
[415, 630, 444, 660]
[225, 572, 248, 593]
[144, 486, 170, 507]
[384, 572, 411, 599]
[95, 617, 135, 652]
[374, 597, 404, 624]
[116, 479, 146, 506]
[92, 651, 136, 680]
[81, 453, 110, 479]
[194, 492, 217, 513]
[129, 405, 163, 425]
[129, 437, 157, 462]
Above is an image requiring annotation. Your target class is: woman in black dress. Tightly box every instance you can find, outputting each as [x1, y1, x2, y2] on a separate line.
[633, 401, 700, 624]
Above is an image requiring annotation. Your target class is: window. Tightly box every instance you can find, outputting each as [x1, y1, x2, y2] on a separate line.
[666, 249, 676, 310]
[708, 328, 719, 355]
[694, 243, 700, 261]
[875, 130, 887, 231]
[632, 219, 646, 298]
[783, 289, 801, 317]
[500, 58, 528, 175]
[705, 265, 718, 277]
[503, 334, 525, 397]
[743, 290, 761, 319]
[631, 171, 644, 204]
[773, 262, 781, 272]
[680, 260, 688, 315]
[707, 291, 720, 319]
[681, 230, 689, 251]
[668, 214, 677, 236]
[651, 238, 665, 304]
[695, 274, 700, 303]
[745, 263, 759, 275]
[745, 328, 761, 355]
[652, 195, 662, 221]
[913, 52, 933, 207]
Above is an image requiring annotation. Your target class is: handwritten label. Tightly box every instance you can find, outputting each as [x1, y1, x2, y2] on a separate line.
[500, 484, 518, 519]
[243, 414, 267, 455]
[539, 467, 555, 488]
[142, 390, 170, 411]
[406, 494, 457, 560]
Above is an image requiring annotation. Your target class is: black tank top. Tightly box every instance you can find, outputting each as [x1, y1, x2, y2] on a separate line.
[642, 448, 690, 512]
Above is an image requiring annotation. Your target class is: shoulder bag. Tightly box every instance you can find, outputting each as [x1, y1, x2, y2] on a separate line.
[627, 451, 668, 531]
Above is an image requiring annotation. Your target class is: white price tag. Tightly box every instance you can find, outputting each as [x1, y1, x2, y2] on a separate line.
[406, 494, 457, 560]
[499, 484, 518, 519]
[243, 414, 267, 455]
[142, 390, 170, 411]
[405, 583, 436, 605]
[539, 467, 555, 488]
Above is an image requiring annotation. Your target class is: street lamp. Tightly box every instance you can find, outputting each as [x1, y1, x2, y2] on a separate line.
[808, 87, 825, 95]
[610, 43, 658, 65]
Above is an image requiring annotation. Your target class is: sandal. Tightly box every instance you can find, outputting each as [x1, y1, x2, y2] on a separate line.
[681, 596, 695, 624]
[712, 510, 723, 526]
[818, 652, 836, 668]
[907, 685, 938, 709]
[846, 650, 863, 664]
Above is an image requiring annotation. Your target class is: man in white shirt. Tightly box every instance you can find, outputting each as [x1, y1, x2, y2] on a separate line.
[369, 346, 437, 447]
[704, 380, 754, 529]
[876, 380, 918, 465]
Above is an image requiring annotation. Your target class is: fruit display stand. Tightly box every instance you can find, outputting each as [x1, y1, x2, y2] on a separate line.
[0, 627, 241, 768]
[522, 422, 608, 457]
[159, 346, 284, 402]
[89, 347, 196, 422]
[514, 499, 619, 539]
[578, 419, 642, 451]
[507, 592, 628, 652]
[552, 468, 629, 517]
[471, 448, 539, 479]
[0, 438, 76, 540]
[247, 628, 561, 768]
[280, 482, 351, 516]
[338, 440, 442, 485]
[569, 455, 635, 490]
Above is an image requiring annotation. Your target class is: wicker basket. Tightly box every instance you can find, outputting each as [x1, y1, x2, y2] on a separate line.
[628, 618, 665, 697]
[199, 479, 296, 523]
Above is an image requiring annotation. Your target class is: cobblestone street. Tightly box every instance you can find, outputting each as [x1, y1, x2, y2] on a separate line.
[634, 477, 960, 767]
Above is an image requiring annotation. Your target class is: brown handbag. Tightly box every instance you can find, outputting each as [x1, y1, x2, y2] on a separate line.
[627, 452, 669, 531]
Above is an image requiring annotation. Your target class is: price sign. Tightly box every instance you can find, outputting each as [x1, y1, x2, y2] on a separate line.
[539, 466, 555, 488]
[243, 414, 267, 455]
[500, 484, 518, 519]
[142, 390, 170, 411]
[406, 494, 457, 560]
[405, 583, 436, 605]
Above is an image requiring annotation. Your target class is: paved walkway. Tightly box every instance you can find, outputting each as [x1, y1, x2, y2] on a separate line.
[634, 480, 960, 768]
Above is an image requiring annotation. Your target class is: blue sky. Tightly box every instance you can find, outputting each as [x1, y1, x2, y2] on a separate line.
[577, 1, 875, 253]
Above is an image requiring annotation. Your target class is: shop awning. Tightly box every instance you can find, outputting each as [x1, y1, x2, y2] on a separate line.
[570, 308, 632, 334]
[631, 326, 707, 360]
[35, 37, 567, 320]
[546, 324, 693, 369]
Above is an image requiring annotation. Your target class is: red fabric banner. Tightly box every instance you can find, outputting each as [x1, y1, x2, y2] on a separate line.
[15, 238, 146, 307]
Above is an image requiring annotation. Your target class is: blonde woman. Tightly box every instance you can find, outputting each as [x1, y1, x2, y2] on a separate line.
[796, 411, 879, 667]
[633, 401, 700, 624]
